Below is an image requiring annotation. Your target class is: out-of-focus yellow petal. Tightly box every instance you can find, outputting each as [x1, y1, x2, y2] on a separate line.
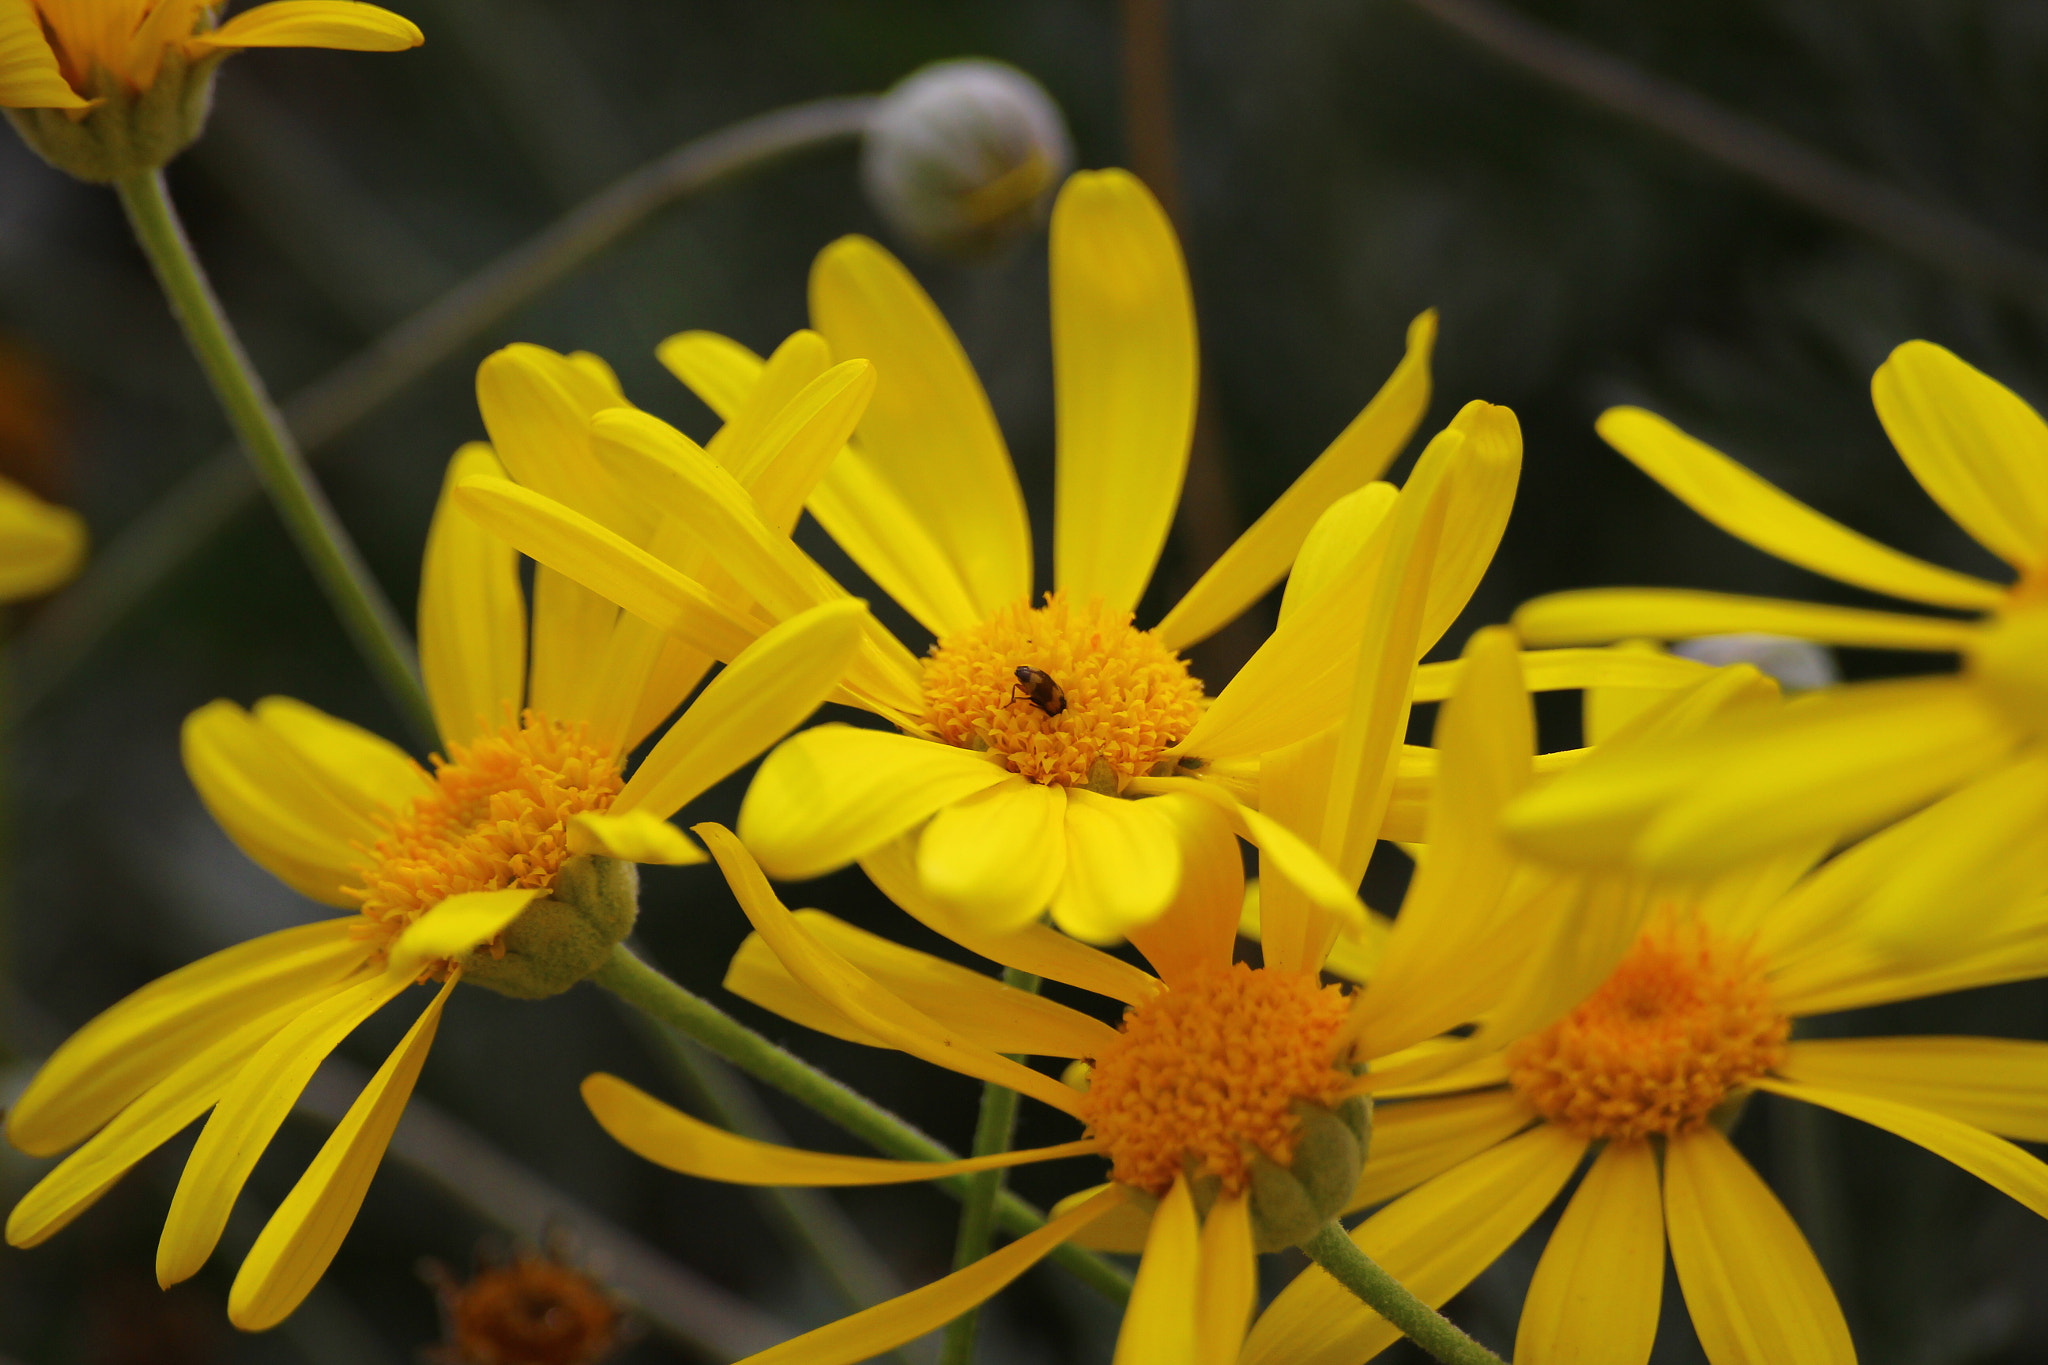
[1159, 312, 1433, 651]
[1278, 482, 1397, 621]
[916, 779, 1068, 932]
[1050, 170, 1196, 614]
[1051, 1182, 1155, 1252]
[421, 443, 525, 747]
[1112, 1175, 1201, 1365]
[227, 977, 454, 1331]
[1515, 1138, 1663, 1365]
[0, 1, 89, 110]
[1662, 1127, 1853, 1365]
[1194, 1191, 1257, 1365]
[1347, 1089, 1533, 1212]
[191, 0, 423, 51]
[1515, 586, 1978, 652]
[738, 725, 1009, 881]
[1874, 341, 2048, 569]
[733, 1186, 1127, 1365]
[1124, 795, 1241, 988]
[0, 474, 85, 594]
[1599, 405, 2008, 609]
[1415, 400, 1521, 650]
[810, 235, 1031, 617]
[251, 696, 427, 819]
[1411, 646, 1712, 704]
[1236, 882, 1389, 984]
[1778, 1038, 2048, 1141]
[567, 811, 704, 865]
[1768, 907, 2048, 1018]
[4, 920, 367, 1157]
[1048, 789, 1181, 944]
[655, 329, 762, 421]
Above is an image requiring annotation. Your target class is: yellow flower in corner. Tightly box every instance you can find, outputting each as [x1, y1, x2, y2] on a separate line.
[0, 472, 84, 598]
[3, 363, 866, 1332]
[1507, 342, 2048, 942]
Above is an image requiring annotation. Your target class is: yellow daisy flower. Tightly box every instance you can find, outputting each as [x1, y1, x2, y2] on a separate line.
[569, 628, 1646, 1365]
[1248, 665, 2048, 1365]
[1505, 342, 2048, 940]
[3, 364, 870, 1331]
[0, 471, 84, 599]
[454, 168, 1534, 944]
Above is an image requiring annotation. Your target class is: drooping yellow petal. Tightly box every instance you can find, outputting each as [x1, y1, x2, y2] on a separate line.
[389, 888, 542, 975]
[1159, 312, 1434, 651]
[1515, 1138, 1663, 1365]
[1193, 1191, 1257, 1365]
[190, 0, 423, 51]
[227, 977, 455, 1331]
[732, 1185, 1127, 1365]
[1241, 1123, 1585, 1365]
[1050, 170, 1197, 614]
[1776, 1038, 2048, 1141]
[1347, 1089, 1534, 1212]
[1874, 340, 2048, 569]
[0, 0, 89, 110]
[567, 811, 705, 865]
[916, 779, 1069, 932]
[421, 443, 525, 746]
[1662, 1127, 1853, 1365]
[1048, 789, 1182, 944]
[1112, 1175, 1201, 1365]
[1598, 405, 2008, 609]
[1124, 795, 1241, 988]
[1515, 586, 1978, 652]
[809, 235, 1031, 616]
[1051, 1182, 1155, 1252]
[738, 726, 1010, 881]
[251, 696, 428, 819]
[0, 474, 85, 592]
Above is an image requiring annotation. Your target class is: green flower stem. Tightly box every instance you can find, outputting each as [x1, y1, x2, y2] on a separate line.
[1299, 1222, 1506, 1365]
[591, 945, 1132, 1305]
[110, 169, 436, 747]
[939, 969, 1040, 1365]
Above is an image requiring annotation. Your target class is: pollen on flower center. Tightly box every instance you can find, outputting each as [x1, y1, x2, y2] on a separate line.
[1507, 921, 1788, 1142]
[1076, 963, 1353, 1197]
[921, 591, 1203, 790]
[349, 712, 623, 944]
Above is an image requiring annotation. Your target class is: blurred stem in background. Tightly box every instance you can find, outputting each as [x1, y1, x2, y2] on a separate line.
[111, 169, 437, 746]
[7, 96, 878, 732]
[591, 943, 1136, 1306]
[937, 969, 1040, 1365]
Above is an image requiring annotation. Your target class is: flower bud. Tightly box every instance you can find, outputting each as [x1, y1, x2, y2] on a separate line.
[1673, 632, 1838, 693]
[861, 59, 1073, 257]
[6, 49, 225, 184]
[1246, 1096, 1372, 1252]
[460, 856, 639, 1000]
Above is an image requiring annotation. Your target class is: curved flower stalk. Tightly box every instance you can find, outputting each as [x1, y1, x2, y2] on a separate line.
[2, 371, 872, 1331]
[566, 629, 1650, 1365]
[1507, 343, 2048, 944]
[1250, 656, 2048, 1365]
[0, 473, 85, 600]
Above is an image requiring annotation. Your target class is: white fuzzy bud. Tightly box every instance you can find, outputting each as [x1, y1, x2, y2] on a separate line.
[1673, 633, 1839, 692]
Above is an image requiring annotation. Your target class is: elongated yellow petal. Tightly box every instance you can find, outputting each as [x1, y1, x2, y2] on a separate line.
[191, 0, 423, 50]
[1124, 794, 1241, 988]
[810, 235, 1031, 616]
[726, 354, 872, 532]
[0, 474, 85, 592]
[421, 443, 525, 746]
[228, 978, 454, 1330]
[0, 0, 88, 109]
[1348, 1089, 1533, 1212]
[1236, 882, 1389, 984]
[567, 811, 705, 865]
[738, 726, 1009, 880]
[1768, 910, 2048, 1018]
[696, 331, 830, 482]
[1515, 586, 1977, 652]
[735, 1186, 1127, 1365]
[916, 779, 1068, 932]
[473, 342, 646, 539]
[527, 566, 618, 723]
[697, 824, 1085, 1116]
[1777, 1038, 2048, 1141]
[1875, 340, 2048, 568]
[252, 695, 427, 818]
[1194, 1191, 1257, 1365]
[1411, 647, 1712, 703]
[390, 888, 542, 974]
[583, 1073, 1096, 1185]
[1112, 1175, 1201, 1365]
[1160, 312, 1434, 650]
[1051, 1182, 1155, 1252]
[1242, 1123, 1585, 1365]
[1600, 405, 2007, 608]
[1048, 789, 1182, 943]
[5, 919, 368, 1157]
[1415, 400, 1521, 650]
[1051, 170, 1196, 613]
[655, 329, 761, 419]
[1516, 1138, 1662, 1365]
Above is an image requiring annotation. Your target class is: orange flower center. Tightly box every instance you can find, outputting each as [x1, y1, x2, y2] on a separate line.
[432, 1252, 623, 1365]
[921, 591, 1203, 790]
[1077, 963, 1353, 1196]
[348, 712, 622, 945]
[1507, 921, 1787, 1141]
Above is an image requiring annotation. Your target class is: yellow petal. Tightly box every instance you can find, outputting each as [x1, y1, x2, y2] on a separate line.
[1112, 1175, 1201, 1365]
[1410, 646, 1713, 704]
[1414, 400, 1521, 651]
[809, 235, 1031, 616]
[916, 779, 1069, 932]
[696, 331, 830, 483]
[1124, 794, 1241, 988]
[809, 443, 988, 638]
[1051, 170, 1197, 614]
[1767, 909, 2048, 1018]
[696, 824, 1085, 1116]
[567, 811, 705, 865]
[190, 0, 423, 51]
[1599, 404, 2007, 609]
[738, 726, 1008, 880]
[0, 0, 88, 109]
[421, 443, 526, 746]
[1663, 1128, 1854, 1365]
[1347, 1089, 1534, 1212]
[0, 474, 85, 592]
[390, 887, 542, 974]
[1515, 1138, 1663, 1365]
[251, 695, 428, 818]
[227, 978, 454, 1331]
[724, 354, 872, 533]
[1051, 1182, 1155, 1252]
[472, 342, 646, 537]
[1236, 881, 1390, 985]
[1777, 1038, 2048, 1141]
[1048, 789, 1182, 943]
[527, 566, 619, 724]
[1875, 340, 2048, 569]
[583, 1073, 1096, 1185]
[1194, 1192, 1257, 1365]
[1159, 312, 1434, 651]
[1241, 1122, 1585, 1365]
[1514, 586, 1977, 652]
[655, 329, 762, 420]
[732, 1185, 1127, 1365]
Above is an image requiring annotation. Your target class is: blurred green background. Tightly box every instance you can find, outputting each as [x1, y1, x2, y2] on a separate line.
[4, 0, 2048, 1361]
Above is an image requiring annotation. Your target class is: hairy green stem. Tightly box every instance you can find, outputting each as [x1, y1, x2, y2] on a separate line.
[590, 944, 1132, 1305]
[111, 169, 435, 745]
[939, 969, 1040, 1365]
[1299, 1222, 1506, 1365]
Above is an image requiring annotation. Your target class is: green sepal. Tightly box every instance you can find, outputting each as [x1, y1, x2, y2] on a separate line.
[461, 855, 640, 1000]
[1248, 1095, 1373, 1252]
[6, 49, 226, 184]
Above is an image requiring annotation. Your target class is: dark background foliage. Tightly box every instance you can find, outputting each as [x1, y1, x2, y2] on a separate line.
[4, 0, 2047, 1361]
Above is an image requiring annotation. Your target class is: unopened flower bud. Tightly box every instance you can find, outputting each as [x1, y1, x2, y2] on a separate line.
[1246, 1096, 1372, 1252]
[7, 48, 225, 185]
[861, 59, 1072, 257]
[460, 855, 639, 1000]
